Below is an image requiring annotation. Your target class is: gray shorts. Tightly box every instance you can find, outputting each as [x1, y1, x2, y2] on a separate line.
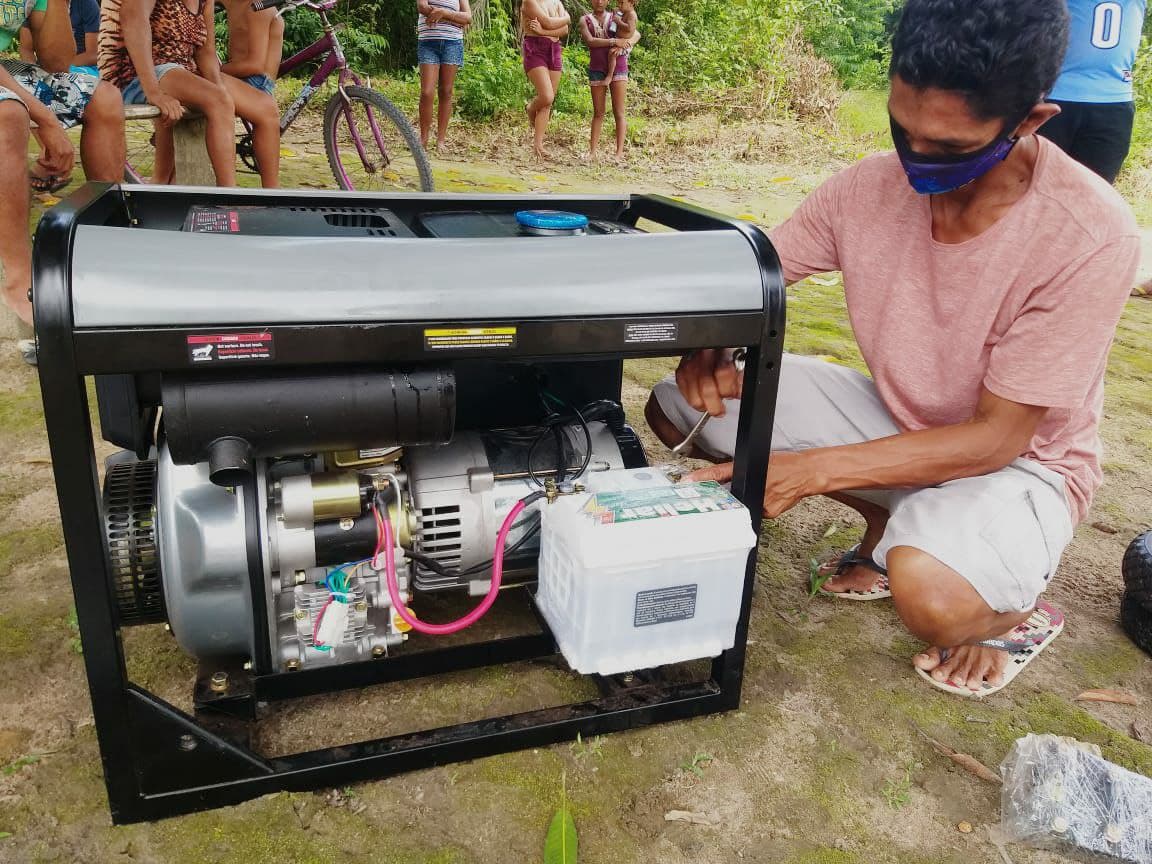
[652, 353, 1075, 614]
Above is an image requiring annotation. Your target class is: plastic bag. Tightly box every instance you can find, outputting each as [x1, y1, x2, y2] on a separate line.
[1000, 733, 1152, 864]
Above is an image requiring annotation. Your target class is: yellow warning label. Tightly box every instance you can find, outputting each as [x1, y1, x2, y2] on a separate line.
[424, 326, 518, 351]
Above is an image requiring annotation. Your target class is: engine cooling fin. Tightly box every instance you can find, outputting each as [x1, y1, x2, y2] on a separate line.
[103, 459, 165, 625]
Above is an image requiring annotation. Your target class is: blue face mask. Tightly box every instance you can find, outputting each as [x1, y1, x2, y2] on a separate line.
[890, 117, 1020, 195]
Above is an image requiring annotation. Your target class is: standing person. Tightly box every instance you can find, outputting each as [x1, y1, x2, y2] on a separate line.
[521, 0, 568, 159]
[2, 0, 125, 362]
[219, 0, 284, 187]
[99, 0, 239, 187]
[19, 0, 100, 73]
[416, 0, 471, 152]
[579, 0, 638, 161]
[1038, 0, 1146, 183]
[647, 0, 1142, 697]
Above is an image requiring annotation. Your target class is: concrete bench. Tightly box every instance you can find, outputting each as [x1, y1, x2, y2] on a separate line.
[123, 104, 213, 186]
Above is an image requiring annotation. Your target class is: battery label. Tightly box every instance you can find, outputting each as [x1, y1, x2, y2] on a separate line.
[634, 584, 697, 627]
[625, 322, 678, 344]
[582, 482, 743, 525]
[424, 327, 517, 351]
[187, 332, 274, 363]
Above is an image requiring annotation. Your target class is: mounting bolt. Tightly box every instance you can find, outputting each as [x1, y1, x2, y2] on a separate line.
[371, 645, 386, 658]
[178, 734, 197, 752]
[294, 570, 307, 585]
[339, 517, 355, 531]
[285, 659, 300, 672]
[294, 608, 306, 621]
[355, 600, 367, 612]
[209, 671, 229, 693]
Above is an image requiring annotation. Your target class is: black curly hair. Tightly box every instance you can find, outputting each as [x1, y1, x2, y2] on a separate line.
[890, 0, 1070, 123]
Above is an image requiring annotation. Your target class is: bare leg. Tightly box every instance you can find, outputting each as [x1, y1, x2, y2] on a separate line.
[77, 81, 126, 182]
[0, 101, 32, 324]
[436, 63, 457, 148]
[152, 122, 175, 185]
[418, 63, 438, 148]
[609, 77, 627, 159]
[890, 547, 1033, 692]
[155, 69, 237, 186]
[525, 65, 555, 159]
[588, 83, 606, 159]
[223, 76, 280, 187]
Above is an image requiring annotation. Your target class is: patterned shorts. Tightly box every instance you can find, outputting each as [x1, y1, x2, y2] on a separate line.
[0, 59, 99, 130]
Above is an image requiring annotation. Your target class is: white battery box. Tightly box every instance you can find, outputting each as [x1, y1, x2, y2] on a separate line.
[535, 471, 756, 676]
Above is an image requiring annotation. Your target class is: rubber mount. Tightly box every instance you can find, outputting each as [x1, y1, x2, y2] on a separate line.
[1121, 530, 1152, 657]
[514, 209, 590, 231]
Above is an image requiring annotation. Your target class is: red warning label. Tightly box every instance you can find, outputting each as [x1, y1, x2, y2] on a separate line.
[187, 332, 274, 363]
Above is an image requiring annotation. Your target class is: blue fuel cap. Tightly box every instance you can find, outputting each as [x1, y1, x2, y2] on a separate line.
[514, 209, 590, 234]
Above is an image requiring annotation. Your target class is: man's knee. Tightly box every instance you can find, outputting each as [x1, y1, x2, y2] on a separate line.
[84, 82, 125, 126]
[644, 392, 680, 450]
[888, 546, 994, 646]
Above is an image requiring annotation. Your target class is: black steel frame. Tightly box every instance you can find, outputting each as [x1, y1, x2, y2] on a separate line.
[34, 184, 786, 824]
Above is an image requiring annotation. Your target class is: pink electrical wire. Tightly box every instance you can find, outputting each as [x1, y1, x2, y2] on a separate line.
[382, 498, 529, 636]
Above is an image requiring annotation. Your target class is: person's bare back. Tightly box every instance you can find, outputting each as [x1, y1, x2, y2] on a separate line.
[220, 0, 283, 80]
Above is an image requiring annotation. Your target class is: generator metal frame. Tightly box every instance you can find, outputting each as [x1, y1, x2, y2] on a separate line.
[34, 183, 786, 823]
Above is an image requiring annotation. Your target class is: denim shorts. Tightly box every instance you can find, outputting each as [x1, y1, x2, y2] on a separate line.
[121, 63, 184, 105]
[243, 73, 276, 96]
[417, 39, 464, 67]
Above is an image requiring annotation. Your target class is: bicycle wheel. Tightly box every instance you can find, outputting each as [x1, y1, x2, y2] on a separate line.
[324, 86, 434, 192]
[123, 118, 158, 183]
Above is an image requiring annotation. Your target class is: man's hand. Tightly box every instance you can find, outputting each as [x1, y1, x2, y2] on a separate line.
[675, 348, 744, 417]
[688, 451, 815, 519]
[147, 91, 185, 124]
[36, 123, 75, 177]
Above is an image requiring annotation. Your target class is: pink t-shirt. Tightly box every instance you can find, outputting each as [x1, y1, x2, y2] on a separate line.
[768, 138, 1141, 525]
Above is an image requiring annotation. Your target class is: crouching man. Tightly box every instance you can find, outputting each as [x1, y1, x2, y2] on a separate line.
[646, 0, 1140, 696]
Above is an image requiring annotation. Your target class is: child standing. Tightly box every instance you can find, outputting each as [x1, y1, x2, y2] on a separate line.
[416, 0, 471, 151]
[579, 0, 638, 160]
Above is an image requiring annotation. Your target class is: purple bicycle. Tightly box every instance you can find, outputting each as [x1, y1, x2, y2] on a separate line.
[124, 0, 433, 191]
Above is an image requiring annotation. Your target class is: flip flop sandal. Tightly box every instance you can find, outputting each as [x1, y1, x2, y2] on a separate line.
[816, 544, 891, 600]
[30, 172, 71, 194]
[915, 600, 1065, 698]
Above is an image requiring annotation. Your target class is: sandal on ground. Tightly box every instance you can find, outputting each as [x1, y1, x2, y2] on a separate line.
[30, 172, 71, 194]
[915, 600, 1065, 698]
[816, 544, 891, 600]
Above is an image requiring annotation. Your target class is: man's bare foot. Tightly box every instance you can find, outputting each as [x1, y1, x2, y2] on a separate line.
[818, 548, 884, 593]
[912, 643, 1009, 692]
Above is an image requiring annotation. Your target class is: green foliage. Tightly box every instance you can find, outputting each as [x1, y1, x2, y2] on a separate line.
[544, 807, 578, 864]
[794, 0, 898, 87]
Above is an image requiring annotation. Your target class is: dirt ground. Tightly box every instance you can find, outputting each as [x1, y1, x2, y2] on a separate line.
[1, 99, 1150, 864]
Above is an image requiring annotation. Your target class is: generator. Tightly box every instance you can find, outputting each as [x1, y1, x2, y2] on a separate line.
[33, 184, 785, 823]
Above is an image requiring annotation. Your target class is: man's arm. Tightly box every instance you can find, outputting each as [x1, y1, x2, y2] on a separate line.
[220, 8, 276, 78]
[522, 0, 568, 29]
[75, 32, 98, 66]
[24, 1, 75, 72]
[18, 26, 37, 62]
[0, 63, 75, 176]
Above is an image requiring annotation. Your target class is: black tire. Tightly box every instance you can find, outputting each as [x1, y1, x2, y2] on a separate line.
[323, 86, 434, 193]
[1121, 531, 1152, 656]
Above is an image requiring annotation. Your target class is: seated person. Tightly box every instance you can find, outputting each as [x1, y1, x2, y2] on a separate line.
[98, 0, 237, 186]
[19, 0, 100, 74]
[1, 0, 124, 362]
[217, 0, 284, 188]
[647, 0, 1140, 698]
